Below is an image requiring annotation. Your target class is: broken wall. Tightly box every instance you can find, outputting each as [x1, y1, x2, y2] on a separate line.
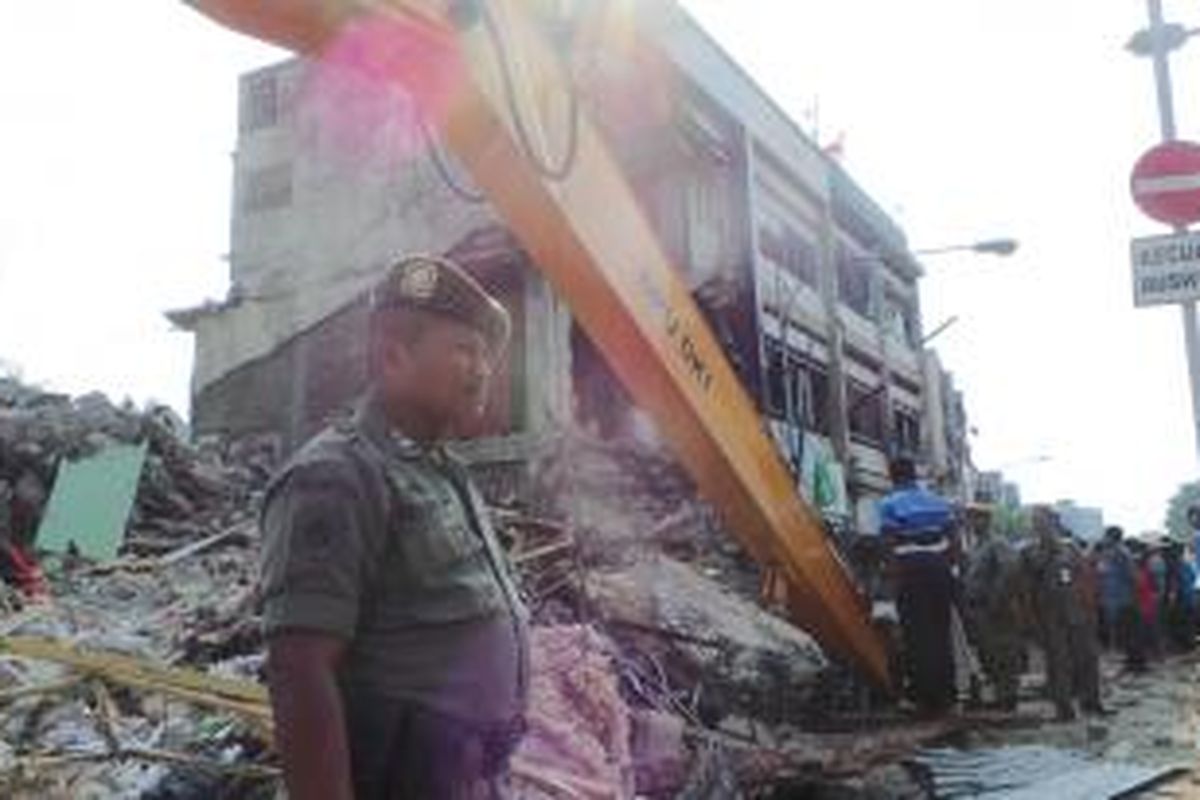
[193, 230, 542, 452]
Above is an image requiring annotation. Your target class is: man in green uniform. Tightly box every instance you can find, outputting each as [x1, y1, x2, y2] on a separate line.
[962, 505, 1025, 711]
[259, 254, 529, 800]
[1022, 505, 1102, 721]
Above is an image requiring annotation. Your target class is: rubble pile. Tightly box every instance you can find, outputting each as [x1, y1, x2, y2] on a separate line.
[0, 375, 277, 560]
[531, 430, 764, 596]
[0, 383, 955, 798]
[587, 555, 827, 727]
[496, 509, 578, 617]
[0, 547, 270, 799]
[515, 430, 953, 796]
[527, 432, 831, 721]
[0, 377, 274, 797]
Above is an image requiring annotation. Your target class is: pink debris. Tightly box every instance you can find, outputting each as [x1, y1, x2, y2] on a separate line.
[511, 625, 634, 799]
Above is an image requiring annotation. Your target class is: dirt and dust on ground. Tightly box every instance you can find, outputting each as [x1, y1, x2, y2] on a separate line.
[0, 373, 1196, 798]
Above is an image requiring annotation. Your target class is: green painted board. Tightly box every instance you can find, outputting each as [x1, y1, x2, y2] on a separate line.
[36, 442, 147, 562]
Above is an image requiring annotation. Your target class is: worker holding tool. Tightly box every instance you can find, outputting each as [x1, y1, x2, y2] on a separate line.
[259, 255, 528, 800]
[878, 457, 958, 716]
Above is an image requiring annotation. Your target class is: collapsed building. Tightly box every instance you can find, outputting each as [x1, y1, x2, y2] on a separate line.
[0, 375, 955, 798]
[6, 3, 1197, 797]
[0, 381, 1186, 798]
[167, 0, 975, 533]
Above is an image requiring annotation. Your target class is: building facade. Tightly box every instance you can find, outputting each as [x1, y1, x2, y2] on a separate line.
[1055, 501, 1105, 542]
[170, 1, 970, 531]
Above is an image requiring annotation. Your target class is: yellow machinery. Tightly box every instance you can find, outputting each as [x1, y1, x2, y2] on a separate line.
[184, 0, 891, 687]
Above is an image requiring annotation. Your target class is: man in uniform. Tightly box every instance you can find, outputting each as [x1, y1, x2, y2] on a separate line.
[962, 505, 1026, 711]
[259, 255, 528, 800]
[1023, 505, 1102, 721]
[879, 457, 958, 716]
[1096, 525, 1144, 672]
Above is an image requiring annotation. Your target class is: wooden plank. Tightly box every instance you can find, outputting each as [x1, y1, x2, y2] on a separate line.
[0, 636, 268, 705]
[0, 636, 274, 741]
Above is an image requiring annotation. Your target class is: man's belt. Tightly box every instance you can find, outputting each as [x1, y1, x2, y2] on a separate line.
[893, 537, 950, 557]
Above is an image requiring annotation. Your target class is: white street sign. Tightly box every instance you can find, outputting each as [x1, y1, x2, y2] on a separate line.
[1131, 231, 1200, 307]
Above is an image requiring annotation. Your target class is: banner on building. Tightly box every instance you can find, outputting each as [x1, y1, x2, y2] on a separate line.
[800, 433, 848, 518]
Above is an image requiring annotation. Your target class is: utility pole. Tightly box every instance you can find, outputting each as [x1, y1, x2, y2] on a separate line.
[1143, 0, 1200, 461]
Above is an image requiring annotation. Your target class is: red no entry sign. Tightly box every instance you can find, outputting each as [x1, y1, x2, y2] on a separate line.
[1131, 140, 1200, 227]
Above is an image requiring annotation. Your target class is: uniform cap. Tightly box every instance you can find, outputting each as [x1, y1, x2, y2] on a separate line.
[370, 254, 510, 351]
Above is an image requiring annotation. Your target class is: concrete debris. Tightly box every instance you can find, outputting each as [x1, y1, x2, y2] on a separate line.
[532, 431, 759, 594]
[0, 376, 276, 571]
[0, 375, 275, 797]
[587, 555, 827, 724]
[675, 742, 743, 799]
[0, 528, 273, 797]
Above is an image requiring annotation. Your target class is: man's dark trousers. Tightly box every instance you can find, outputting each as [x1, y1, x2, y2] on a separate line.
[345, 691, 515, 799]
[896, 559, 956, 714]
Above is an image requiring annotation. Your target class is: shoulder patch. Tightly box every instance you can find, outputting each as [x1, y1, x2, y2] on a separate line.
[289, 485, 350, 558]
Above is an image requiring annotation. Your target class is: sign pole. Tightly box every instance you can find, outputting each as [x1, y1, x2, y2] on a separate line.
[1145, 0, 1200, 463]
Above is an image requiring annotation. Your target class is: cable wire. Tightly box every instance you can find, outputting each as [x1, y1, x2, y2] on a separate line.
[479, 1, 581, 182]
[420, 116, 488, 204]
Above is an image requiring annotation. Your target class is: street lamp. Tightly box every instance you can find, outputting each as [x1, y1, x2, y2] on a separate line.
[839, 236, 1018, 336]
[919, 315, 959, 347]
[850, 237, 1019, 266]
[768, 236, 1016, 485]
[910, 238, 1019, 258]
[1127, 23, 1200, 57]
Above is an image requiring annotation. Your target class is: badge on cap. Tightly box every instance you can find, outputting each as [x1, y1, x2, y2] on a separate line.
[398, 259, 439, 300]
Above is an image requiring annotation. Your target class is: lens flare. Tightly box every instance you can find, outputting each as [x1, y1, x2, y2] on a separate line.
[297, 11, 464, 167]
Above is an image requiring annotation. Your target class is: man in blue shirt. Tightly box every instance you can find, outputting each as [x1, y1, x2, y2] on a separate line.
[1096, 526, 1144, 672]
[878, 457, 958, 715]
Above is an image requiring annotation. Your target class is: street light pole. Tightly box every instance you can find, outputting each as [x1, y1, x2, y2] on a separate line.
[769, 237, 1013, 499]
[910, 239, 1019, 258]
[1141, 0, 1200, 462]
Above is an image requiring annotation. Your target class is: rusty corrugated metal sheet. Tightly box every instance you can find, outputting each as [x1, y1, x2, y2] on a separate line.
[912, 745, 1185, 799]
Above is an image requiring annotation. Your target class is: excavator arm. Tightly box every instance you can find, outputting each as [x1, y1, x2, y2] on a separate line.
[184, 0, 891, 687]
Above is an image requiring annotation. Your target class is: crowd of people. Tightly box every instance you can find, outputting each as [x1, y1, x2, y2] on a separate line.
[872, 457, 1197, 721]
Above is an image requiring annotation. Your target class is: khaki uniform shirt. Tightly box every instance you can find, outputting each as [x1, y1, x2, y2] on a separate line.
[1024, 536, 1090, 630]
[259, 393, 529, 725]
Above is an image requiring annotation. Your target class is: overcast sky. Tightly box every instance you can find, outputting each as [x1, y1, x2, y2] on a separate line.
[1, 1, 1197, 532]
